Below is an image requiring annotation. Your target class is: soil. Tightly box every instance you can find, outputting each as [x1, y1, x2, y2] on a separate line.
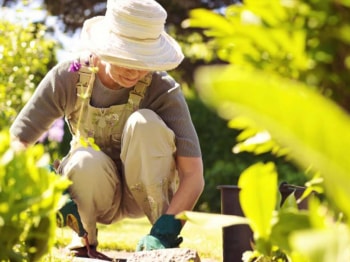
[55, 247, 219, 262]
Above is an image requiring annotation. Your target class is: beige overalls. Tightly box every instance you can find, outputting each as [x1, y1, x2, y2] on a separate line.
[60, 63, 178, 247]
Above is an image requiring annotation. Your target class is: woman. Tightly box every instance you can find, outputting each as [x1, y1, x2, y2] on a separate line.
[10, 0, 204, 259]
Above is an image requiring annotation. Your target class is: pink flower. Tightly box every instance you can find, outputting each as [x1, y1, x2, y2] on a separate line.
[68, 55, 92, 72]
[68, 60, 82, 72]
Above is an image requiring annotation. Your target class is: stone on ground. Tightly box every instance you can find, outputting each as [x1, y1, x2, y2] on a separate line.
[73, 248, 201, 262]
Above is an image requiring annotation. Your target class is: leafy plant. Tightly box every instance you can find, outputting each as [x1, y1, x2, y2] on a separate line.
[0, 130, 70, 261]
[176, 0, 350, 260]
[186, 92, 306, 212]
[195, 65, 350, 220]
[0, 20, 56, 128]
[185, 0, 350, 111]
[186, 61, 350, 262]
[183, 0, 350, 160]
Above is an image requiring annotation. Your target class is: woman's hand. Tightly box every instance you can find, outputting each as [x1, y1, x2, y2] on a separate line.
[10, 136, 29, 152]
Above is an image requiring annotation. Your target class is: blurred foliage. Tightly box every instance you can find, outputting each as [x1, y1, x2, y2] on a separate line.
[1, 0, 241, 32]
[187, 96, 306, 212]
[0, 130, 70, 261]
[196, 64, 350, 222]
[0, 17, 72, 261]
[0, 18, 70, 161]
[185, 0, 350, 111]
[187, 0, 350, 260]
[183, 0, 350, 212]
[0, 19, 56, 128]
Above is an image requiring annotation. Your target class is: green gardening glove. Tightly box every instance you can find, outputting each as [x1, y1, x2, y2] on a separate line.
[50, 163, 87, 238]
[57, 196, 87, 237]
[136, 214, 183, 251]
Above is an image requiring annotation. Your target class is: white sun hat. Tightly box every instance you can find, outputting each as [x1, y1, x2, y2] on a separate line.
[80, 0, 184, 71]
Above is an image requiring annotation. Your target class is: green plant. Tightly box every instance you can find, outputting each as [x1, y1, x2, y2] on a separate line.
[0, 130, 70, 261]
[175, 0, 350, 260]
[186, 94, 305, 212]
[0, 20, 56, 128]
[188, 62, 350, 261]
[182, 62, 350, 261]
[183, 0, 350, 160]
[178, 161, 313, 262]
[185, 0, 350, 111]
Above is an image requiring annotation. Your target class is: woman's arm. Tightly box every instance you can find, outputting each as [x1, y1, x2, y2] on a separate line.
[10, 61, 77, 144]
[10, 135, 30, 151]
[166, 155, 204, 216]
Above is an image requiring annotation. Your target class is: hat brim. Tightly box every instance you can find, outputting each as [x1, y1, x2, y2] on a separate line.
[81, 17, 184, 71]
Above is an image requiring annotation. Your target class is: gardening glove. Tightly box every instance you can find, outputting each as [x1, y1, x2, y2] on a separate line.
[50, 162, 87, 238]
[136, 214, 183, 251]
[57, 197, 87, 237]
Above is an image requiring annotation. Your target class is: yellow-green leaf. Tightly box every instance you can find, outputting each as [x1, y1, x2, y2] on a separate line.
[238, 162, 278, 239]
[176, 211, 248, 228]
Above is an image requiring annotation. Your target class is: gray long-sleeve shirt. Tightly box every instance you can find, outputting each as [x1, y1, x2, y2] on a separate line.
[10, 59, 201, 157]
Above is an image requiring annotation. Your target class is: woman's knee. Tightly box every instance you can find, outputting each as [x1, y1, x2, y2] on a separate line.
[62, 147, 121, 218]
[62, 147, 119, 195]
[123, 109, 175, 150]
[129, 109, 161, 122]
[125, 109, 165, 134]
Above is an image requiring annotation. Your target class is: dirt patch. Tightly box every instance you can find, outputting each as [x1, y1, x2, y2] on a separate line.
[54, 247, 219, 262]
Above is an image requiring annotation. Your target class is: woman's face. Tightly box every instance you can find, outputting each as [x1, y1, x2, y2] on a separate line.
[104, 62, 150, 88]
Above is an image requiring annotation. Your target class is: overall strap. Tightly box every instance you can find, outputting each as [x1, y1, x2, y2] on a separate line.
[128, 73, 152, 111]
[76, 64, 95, 99]
[77, 65, 92, 88]
[72, 57, 96, 139]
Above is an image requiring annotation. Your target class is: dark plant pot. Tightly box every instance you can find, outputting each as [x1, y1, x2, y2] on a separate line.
[217, 185, 253, 262]
[279, 182, 309, 210]
[217, 183, 308, 262]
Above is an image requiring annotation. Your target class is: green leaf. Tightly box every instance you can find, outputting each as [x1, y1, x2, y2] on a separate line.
[270, 210, 310, 252]
[176, 211, 248, 228]
[238, 162, 278, 239]
[184, 8, 235, 36]
[290, 224, 350, 262]
[195, 65, 350, 221]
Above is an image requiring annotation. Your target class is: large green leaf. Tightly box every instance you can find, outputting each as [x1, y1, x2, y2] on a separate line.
[184, 8, 235, 37]
[195, 65, 350, 221]
[238, 162, 277, 240]
[176, 210, 248, 228]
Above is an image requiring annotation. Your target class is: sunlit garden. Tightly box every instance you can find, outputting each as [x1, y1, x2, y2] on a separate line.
[2, 0, 350, 261]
